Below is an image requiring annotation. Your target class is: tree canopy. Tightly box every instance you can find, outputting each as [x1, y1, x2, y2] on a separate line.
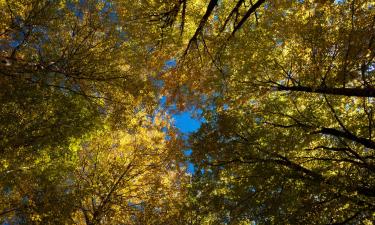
[1, 0, 374, 224]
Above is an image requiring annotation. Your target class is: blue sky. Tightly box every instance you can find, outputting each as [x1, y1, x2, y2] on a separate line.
[159, 96, 202, 174]
[172, 111, 201, 174]
[173, 112, 202, 133]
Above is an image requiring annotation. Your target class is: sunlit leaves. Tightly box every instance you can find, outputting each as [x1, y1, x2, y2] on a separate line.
[174, 0, 375, 224]
[1, 0, 374, 224]
[70, 114, 187, 224]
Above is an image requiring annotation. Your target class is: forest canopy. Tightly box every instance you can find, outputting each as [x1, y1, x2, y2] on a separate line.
[0, 0, 374, 224]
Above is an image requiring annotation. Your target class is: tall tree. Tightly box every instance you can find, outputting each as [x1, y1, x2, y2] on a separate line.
[166, 0, 375, 223]
[1, 0, 187, 223]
